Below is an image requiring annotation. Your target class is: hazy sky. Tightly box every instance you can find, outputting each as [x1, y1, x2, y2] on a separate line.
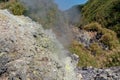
[54, 0, 88, 10]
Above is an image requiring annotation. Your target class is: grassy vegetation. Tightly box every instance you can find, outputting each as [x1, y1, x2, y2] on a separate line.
[83, 22, 102, 32]
[70, 22, 120, 67]
[70, 41, 98, 67]
[105, 52, 120, 67]
[0, 0, 26, 15]
[89, 42, 104, 56]
[8, 2, 25, 15]
[81, 0, 120, 37]
[70, 39, 120, 68]
[77, 0, 120, 67]
[84, 22, 119, 50]
[70, 0, 120, 68]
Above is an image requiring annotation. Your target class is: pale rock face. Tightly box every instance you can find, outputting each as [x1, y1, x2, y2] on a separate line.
[0, 10, 82, 80]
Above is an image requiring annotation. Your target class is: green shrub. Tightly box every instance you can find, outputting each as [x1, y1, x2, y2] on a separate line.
[84, 22, 119, 50]
[69, 40, 120, 68]
[69, 41, 98, 67]
[70, 22, 120, 68]
[73, 0, 120, 68]
[84, 22, 102, 33]
[81, 0, 120, 38]
[8, 2, 25, 15]
[0, 1, 26, 15]
[89, 43, 104, 56]
[111, 24, 120, 37]
[100, 29, 119, 50]
[105, 52, 120, 67]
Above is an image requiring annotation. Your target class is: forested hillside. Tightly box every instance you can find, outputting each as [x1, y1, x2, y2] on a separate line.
[81, 0, 120, 37]
[70, 0, 120, 68]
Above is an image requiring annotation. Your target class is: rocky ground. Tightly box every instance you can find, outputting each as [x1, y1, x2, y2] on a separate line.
[0, 10, 82, 80]
[72, 25, 120, 80]
[0, 9, 120, 80]
[76, 67, 120, 80]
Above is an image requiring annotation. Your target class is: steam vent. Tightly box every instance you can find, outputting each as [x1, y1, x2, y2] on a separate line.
[0, 10, 82, 80]
[0, 0, 120, 80]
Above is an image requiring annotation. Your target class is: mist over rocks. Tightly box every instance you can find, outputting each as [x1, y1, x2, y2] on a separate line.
[64, 5, 81, 25]
[18, 0, 81, 47]
[0, 0, 119, 80]
[0, 10, 81, 80]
